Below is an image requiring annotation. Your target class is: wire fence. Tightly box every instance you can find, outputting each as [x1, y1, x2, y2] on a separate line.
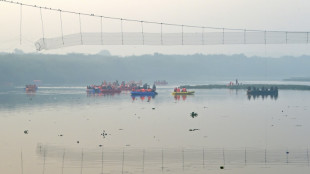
[30, 145, 310, 174]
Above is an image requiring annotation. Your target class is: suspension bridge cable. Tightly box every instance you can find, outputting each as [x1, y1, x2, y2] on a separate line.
[79, 13, 83, 45]
[59, 10, 64, 45]
[2, 0, 310, 33]
[141, 21, 144, 45]
[39, 7, 45, 45]
[160, 23, 163, 45]
[4, 0, 310, 51]
[121, 18, 123, 45]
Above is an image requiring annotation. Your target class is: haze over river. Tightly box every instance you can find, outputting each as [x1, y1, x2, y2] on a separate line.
[1, 81, 310, 174]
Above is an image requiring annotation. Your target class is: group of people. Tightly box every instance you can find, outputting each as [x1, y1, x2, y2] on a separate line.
[174, 87, 187, 92]
[132, 83, 156, 92]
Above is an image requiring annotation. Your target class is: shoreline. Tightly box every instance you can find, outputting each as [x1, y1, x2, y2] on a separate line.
[180, 84, 310, 90]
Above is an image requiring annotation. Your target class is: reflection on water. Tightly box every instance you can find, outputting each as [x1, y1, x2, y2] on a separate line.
[247, 94, 279, 100]
[86, 91, 122, 97]
[131, 95, 156, 102]
[34, 144, 310, 174]
[1, 85, 310, 174]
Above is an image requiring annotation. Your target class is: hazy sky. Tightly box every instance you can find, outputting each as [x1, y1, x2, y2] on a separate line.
[1, 0, 310, 56]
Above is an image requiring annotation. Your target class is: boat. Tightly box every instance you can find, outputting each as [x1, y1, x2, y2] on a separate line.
[86, 85, 121, 93]
[25, 84, 38, 92]
[246, 86, 278, 96]
[131, 83, 157, 96]
[131, 91, 158, 96]
[172, 91, 195, 95]
[100, 88, 121, 93]
[247, 90, 278, 96]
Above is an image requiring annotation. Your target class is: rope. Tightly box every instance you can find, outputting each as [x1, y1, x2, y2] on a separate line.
[59, 10, 64, 45]
[79, 13, 83, 45]
[39, 7, 45, 45]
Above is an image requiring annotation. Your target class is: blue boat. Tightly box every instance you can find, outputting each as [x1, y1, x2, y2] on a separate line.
[131, 91, 158, 96]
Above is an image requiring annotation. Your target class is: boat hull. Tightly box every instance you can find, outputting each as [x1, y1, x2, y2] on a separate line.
[172, 91, 195, 95]
[247, 90, 278, 96]
[131, 91, 157, 96]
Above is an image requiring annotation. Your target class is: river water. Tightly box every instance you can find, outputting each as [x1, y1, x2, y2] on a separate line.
[1, 81, 310, 174]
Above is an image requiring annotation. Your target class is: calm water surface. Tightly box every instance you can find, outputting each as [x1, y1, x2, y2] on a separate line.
[1, 83, 310, 174]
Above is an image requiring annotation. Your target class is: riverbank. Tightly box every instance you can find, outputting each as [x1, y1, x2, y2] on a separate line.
[180, 84, 310, 90]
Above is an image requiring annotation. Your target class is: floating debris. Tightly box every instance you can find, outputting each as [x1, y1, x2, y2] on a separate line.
[99, 144, 103, 147]
[24, 130, 29, 134]
[77, 141, 79, 144]
[189, 129, 200, 131]
[152, 108, 155, 110]
[190, 112, 198, 118]
[101, 130, 108, 138]
[220, 166, 224, 169]
[58, 134, 63, 137]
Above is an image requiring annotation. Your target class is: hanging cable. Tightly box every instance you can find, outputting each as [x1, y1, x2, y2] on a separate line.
[100, 16, 103, 45]
[2, 0, 310, 34]
[121, 18, 123, 45]
[19, 3, 22, 45]
[59, 10, 64, 45]
[79, 13, 83, 45]
[39, 7, 45, 45]
[141, 21, 144, 45]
